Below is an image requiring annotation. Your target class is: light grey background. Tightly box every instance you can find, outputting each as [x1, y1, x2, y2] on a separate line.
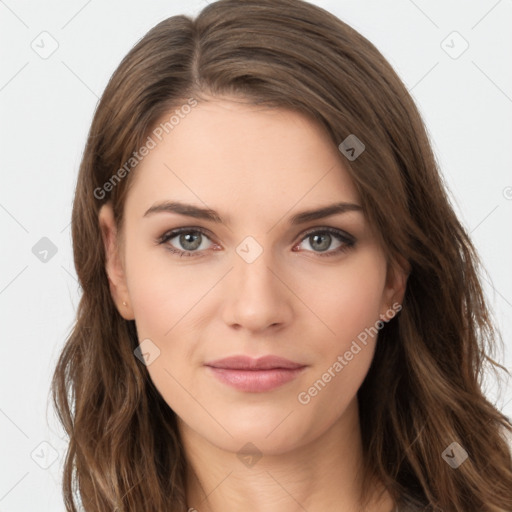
[1, 0, 511, 510]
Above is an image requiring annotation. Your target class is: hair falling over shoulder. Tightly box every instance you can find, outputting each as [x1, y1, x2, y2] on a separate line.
[51, 0, 512, 510]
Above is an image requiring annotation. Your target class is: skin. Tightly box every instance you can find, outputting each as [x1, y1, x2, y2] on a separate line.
[99, 96, 407, 512]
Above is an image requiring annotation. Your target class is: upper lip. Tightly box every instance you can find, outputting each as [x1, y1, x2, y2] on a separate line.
[205, 355, 305, 370]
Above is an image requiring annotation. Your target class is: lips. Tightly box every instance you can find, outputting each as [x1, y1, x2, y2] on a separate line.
[204, 355, 307, 392]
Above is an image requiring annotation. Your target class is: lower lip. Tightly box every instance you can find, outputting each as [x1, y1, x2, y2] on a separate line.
[205, 366, 306, 392]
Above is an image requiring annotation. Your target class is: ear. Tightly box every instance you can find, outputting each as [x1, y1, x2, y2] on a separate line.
[98, 203, 135, 320]
[379, 256, 409, 321]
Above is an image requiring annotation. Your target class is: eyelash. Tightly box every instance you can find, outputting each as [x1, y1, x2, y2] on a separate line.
[156, 226, 356, 258]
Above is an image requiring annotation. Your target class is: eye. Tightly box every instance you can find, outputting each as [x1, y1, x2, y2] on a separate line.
[293, 227, 356, 257]
[157, 226, 356, 258]
[157, 227, 215, 257]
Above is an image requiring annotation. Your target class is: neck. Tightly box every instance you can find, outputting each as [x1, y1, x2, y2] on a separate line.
[179, 398, 394, 512]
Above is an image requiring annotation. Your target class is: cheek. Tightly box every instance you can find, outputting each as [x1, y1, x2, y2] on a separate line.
[123, 247, 204, 415]
[302, 248, 387, 346]
[294, 250, 387, 411]
[123, 239, 210, 339]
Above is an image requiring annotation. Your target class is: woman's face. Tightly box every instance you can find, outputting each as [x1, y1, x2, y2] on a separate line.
[100, 97, 405, 455]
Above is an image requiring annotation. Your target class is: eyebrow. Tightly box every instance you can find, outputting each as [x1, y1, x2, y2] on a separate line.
[143, 200, 363, 225]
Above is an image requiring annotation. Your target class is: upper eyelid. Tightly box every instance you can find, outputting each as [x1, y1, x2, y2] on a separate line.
[299, 225, 354, 239]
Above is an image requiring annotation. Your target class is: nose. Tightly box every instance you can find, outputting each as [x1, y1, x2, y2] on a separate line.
[220, 244, 294, 334]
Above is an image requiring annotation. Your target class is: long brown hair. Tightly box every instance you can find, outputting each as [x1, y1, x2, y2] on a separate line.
[51, 0, 512, 510]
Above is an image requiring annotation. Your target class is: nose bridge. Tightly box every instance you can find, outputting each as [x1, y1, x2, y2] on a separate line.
[222, 234, 293, 331]
[236, 242, 276, 291]
[234, 234, 281, 299]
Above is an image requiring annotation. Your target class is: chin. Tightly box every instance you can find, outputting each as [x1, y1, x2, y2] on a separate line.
[190, 403, 318, 456]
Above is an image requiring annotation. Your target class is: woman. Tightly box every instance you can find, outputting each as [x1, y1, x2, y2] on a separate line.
[51, 0, 512, 510]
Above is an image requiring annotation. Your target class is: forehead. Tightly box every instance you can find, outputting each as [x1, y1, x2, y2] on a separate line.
[124, 98, 361, 222]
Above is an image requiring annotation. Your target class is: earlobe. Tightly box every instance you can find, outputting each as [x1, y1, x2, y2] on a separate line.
[98, 203, 135, 320]
[380, 258, 409, 321]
